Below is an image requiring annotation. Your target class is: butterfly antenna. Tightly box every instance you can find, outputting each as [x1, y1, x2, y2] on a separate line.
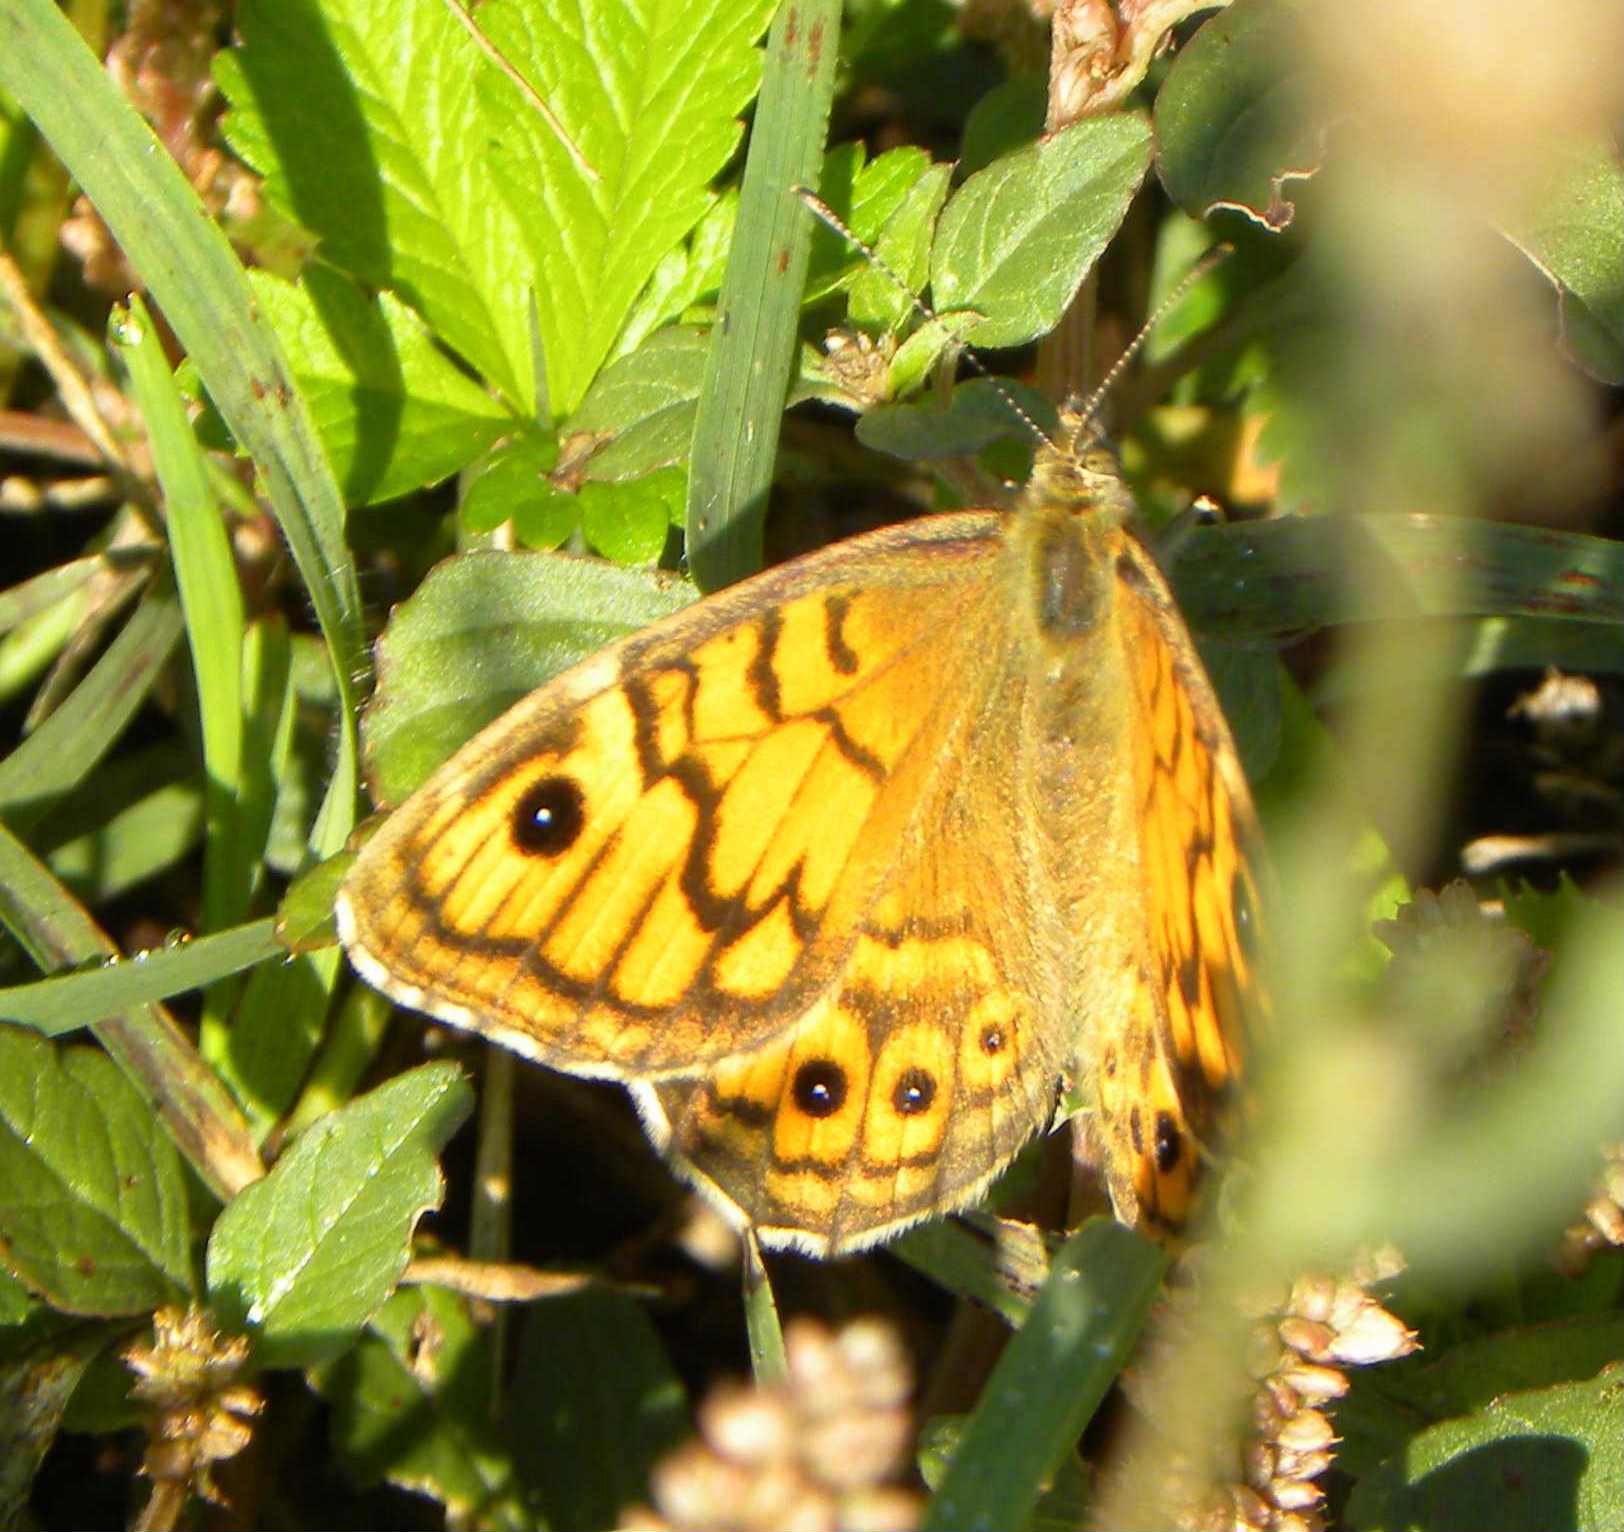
[794, 187, 1057, 453]
[1074, 243, 1231, 431]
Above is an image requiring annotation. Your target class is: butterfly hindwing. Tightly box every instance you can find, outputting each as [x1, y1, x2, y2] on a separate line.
[1094, 532, 1263, 1233]
[640, 685, 1072, 1254]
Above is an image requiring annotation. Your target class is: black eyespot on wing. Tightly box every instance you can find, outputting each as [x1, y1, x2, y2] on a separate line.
[1154, 1111, 1182, 1175]
[892, 1068, 935, 1116]
[792, 1060, 847, 1119]
[980, 1023, 1006, 1055]
[513, 777, 586, 855]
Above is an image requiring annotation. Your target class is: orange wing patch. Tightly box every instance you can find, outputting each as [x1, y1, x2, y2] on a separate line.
[1103, 537, 1264, 1232]
[641, 920, 1053, 1256]
[339, 541, 1009, 1080]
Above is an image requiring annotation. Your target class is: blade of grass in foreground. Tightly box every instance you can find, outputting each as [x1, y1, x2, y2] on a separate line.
[922, 1218, 1167, 1532]
[0, 820, 263, 1199]
[742, 1231, 788, 1387]
[0, 0, 364, 858]
[686, 0, 839, 590]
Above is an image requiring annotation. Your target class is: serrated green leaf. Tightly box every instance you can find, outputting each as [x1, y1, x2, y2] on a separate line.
[220, 0, 538, 407]
[849, 159, 951, 333]
[478, 0, 779, 416]
[932, 114, 1152, 349]
[509, 1287, 688, 1530]
[251, 267, 513, 507]
[360, 551, 697, 807]
[206, 1063, 472, 1368]
[314, 1284, 534, 1528]
[618, 191, 739, 356]
[0, 1027, 192, 1315]
[804, 142, 933, 305]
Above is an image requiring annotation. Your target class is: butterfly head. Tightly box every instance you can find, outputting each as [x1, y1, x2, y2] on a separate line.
[1024, 404, 1136, 530]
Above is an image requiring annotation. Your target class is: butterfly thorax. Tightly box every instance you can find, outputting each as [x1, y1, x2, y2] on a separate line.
[1006, 417, 1136, 657]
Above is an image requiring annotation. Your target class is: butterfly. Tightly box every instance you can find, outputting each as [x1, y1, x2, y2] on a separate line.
[334, 406, 1265, 1256]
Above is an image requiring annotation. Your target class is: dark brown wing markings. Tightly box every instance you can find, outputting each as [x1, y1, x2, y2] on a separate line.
[823, 593, 861, 676]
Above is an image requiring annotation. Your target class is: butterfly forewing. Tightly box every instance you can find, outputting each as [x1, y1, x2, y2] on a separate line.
[338, 517, 1010, 1079]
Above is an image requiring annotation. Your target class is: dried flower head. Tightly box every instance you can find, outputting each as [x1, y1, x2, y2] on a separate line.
[1373, 881, 1549, 1073]
[124, 1307, 263, 1522]
[1108, 1251, 1417, 1532]
[622, 1317, 921, 1532]
[1554, 1141, 1624, 1276]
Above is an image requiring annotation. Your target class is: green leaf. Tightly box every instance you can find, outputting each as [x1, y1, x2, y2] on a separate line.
[219, 0, 537, 408]
[0, 1026, 192, 1315]
[742, 1234, 787, 1387]
[314, 1284, 534, 1528]
[618, 190, 738, 355]
[250, 266, 513, 507]
[0, 590, 183, 827]
[849, 159, 952, 333]
[922, 1219, 1167, 1532]
[1154, 0, 1322, 227]
[40, 747, 204, 904]
[218, 948, 341, 1141]
[1499, 138, 1624, 384]
[479, 0, 780, 416]
[856, 377, 1058, 460]
[931, 113, 1152, 349]
[508, 1287, 689, 1530]
[1404, 1318, 1624, 1421]
[206, 1063, 472, 1368]
[462, 435, 574, 545]
[890, 1216, 1053, 1330]
[567, 325, 712, 483]
[958, 76, 1045, 178]
[1347, 1363, 1624, 1532]
[360, 551, 696, 807]
[578, 470, 684, 563]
